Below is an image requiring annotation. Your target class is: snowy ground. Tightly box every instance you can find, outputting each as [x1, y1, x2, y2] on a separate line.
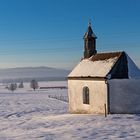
[0, 81, 140, 139]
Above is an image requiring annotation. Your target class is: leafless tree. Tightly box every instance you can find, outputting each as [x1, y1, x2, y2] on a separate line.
[9, 83, 17, 92]
[30, 79, 39, 91]
[18, 82, 24, 88]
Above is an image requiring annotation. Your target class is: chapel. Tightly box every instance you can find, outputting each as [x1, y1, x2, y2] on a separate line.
[68, 23, 140, 114]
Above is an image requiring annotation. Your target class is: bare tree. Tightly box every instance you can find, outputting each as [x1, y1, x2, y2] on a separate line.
[18, 82, 24, 88]
[9, 83, 17, 92]
[30, 79, 38, 91]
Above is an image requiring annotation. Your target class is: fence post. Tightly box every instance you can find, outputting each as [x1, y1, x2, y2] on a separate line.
[104, 103, 107, 117]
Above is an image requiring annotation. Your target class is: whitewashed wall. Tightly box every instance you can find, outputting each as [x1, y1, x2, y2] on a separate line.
[109, 79, 140, 113]
[68, 79, 108, 114]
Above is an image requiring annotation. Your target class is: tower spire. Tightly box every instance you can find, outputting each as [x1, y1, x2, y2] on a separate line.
[88, 19, 91, 26]
[83, 21, 97, 58]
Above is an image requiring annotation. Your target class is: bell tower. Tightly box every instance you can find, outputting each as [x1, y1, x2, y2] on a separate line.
[83, 22, 97, 58]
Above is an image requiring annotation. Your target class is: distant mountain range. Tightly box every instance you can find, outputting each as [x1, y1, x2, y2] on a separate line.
[0, 67, 71, 83]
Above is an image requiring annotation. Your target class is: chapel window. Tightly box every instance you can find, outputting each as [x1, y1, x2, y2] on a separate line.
[83, 86, 89, 104]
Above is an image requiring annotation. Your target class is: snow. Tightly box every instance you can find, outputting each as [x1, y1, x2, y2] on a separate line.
[68, 57, 118, 77]
[68, 52, 140, 79]
[0, 81, 140, 139]
[127, 54, 140, 78]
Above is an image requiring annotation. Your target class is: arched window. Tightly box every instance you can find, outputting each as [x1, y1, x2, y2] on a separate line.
[83, 86, 89, 104]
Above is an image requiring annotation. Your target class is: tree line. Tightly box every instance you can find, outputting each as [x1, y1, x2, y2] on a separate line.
[6, 79, 39, 92]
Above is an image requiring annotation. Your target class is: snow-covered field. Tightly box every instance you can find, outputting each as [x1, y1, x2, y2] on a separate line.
[0, 81, 140, 140]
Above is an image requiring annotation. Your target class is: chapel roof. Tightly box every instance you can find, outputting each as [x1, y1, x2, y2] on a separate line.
[90, 52, 122, 61]
[68, 51, 124, 79]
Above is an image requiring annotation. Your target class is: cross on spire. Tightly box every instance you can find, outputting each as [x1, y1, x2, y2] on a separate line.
[88, 19, 91, 26]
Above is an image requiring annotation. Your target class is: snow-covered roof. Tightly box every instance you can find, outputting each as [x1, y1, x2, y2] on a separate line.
[68, 51, 140, 79]
[68, 52, 122, 78]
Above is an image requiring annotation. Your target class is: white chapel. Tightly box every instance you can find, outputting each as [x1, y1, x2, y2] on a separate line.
[68, 23, 140, 114]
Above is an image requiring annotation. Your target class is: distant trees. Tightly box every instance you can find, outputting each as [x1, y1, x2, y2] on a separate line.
[4, 80, 39, 92]
[9, 83, 17, 92]
[18, 82, 24, 88]
[30, 79, 39, 91]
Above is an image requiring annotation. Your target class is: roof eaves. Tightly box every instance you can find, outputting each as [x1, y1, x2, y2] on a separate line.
[68, 76, 106, 80]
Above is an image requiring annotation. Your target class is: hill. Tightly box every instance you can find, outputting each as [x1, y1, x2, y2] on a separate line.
[0, 67, 70, 82]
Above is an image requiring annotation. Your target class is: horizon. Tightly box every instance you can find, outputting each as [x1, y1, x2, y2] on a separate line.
[0, 0, 140, 69]
[0, 65, 71, 70]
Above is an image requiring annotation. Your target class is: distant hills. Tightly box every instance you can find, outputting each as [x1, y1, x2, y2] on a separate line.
[0, 67, 71, 83]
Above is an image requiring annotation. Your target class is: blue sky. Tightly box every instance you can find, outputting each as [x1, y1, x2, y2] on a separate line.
[0, 0, 140, 69]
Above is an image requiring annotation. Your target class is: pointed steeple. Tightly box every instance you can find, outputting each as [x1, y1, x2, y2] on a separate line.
[84, 22, 97, 39]
[83, 22, 97, 58]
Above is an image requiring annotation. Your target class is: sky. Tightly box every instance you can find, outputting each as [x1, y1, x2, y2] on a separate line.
[0, 0, 140, 70]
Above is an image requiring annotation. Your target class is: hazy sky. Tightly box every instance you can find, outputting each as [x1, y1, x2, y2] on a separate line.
[0, 0, 140, 69]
